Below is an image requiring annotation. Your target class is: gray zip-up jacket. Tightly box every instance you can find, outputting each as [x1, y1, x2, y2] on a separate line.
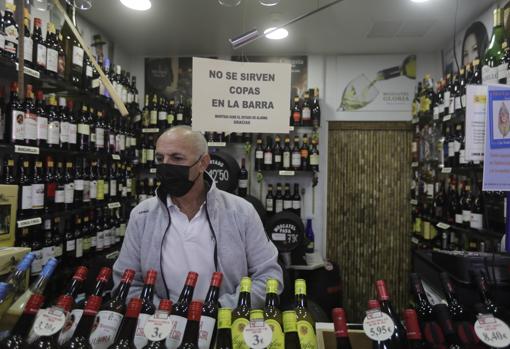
[112, 175, 283, 308]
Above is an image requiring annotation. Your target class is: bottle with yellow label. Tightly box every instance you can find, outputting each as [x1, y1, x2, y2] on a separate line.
[231, 277, 251, 349]
[283, 311, 300, 349]
[216, 308, 233, 349]
[264, 279, 284, 349]
[294, 279, 317, 349]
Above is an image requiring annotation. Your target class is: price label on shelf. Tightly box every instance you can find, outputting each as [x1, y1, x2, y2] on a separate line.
[443, 114, 452, 122]
[144, 312, 172, 342]
[243, 319, 273, 349]
[17, 217, 42, 228]
[441, 167, 452, 174]
[436, 222, 451, 230]
[362, 310, 395, 342]
[149, 168, 157, 174]
[474, 315, 510, 348]
[278, 170, 295, 176]
[108, 202, 121, 209]
[207, 142, 227, 147]
[14, 145, 40, 155]
[289, 126, 295, 131]
[33, 308, 66, 337]
[411, 117, 419, 124]
[112, 154, 121, 160]
[411, 162, 419, 168]
[15, 62, 41, 78]
[410, 199, 418, 206]
[411, 237, 420, 245]
[142, 128, 160, 133]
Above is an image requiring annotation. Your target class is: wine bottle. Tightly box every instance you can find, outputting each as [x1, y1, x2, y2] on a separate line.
[482, 8, 505, 85]
[311, 88, 320, 128]
[23, 85, 37, 146]
[46, 95, 60, 149]
[433, 304, 463, 349]
[266, 184, 275, 216]
[254, 136, 263, 172]
[283, 184, 292, 212]
[291, 96, 301, 127]
[292, 184, 301, 217]
[58, 267, 112, 346]
[107, 298, 143, 349]
[291, 137, 301, 171]
[141, 299, 173, 349]
[282, 311, 300, 349]
[403, 309, 427, 349]
[33, 18, 46, 71]
[332, 308, 352, 349]
[439, 272, 468, 322]
[375, 280, 407, 348]
[2, 0, 18, 61]
[470, 270, 507, 322]
[6, 81, 23, 144]
[167, 272, 199, 349]
[215, 308, 232, 349]
[294, 279, 317, 349]
[45, 23, 58, 76]
[0, 253, 35, 319]
[300, 134, 310, 171]
[0, 294, 45, 349]
[282, 137, 291, 170]
[231, 277, 251, 349]
[409, 274, 433, 322]
[238, 159, 248, 197]
[88, 269, 135, 349]
[264, 136, 274, 171]
[133, 270, 158, 349]
[61, 295, 103, 349]
[304, 219, 314, 253]
[264, 279, 284, 349]
[275, 183, 283, 214]
[366, 299, 392, 349]
[177, 301, 203, 349]
[198, 272, 223, 349]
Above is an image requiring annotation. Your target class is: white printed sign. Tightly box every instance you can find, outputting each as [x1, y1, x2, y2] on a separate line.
[465, 85, 488, 162]
[192, 57, 291, 134]
[474, 315, 510, 348]
[362, 310, 395, 342]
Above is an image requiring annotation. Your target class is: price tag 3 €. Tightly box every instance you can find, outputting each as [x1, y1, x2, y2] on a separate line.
[33, 307, 66, 337]
[243, 319, 273, 349]
[144, 311, 172, 342]
[363, 309, 395, 342]
[474, 314, 510, 348]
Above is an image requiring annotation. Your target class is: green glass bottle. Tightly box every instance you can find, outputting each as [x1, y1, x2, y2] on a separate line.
[482, 8, 505, 84]
[216, 308, 233, 349]
[231, 277, 251, 349]
[294, 279, 317, 349]
[282, 311, 300, 349]
[264, 279, 284, 349]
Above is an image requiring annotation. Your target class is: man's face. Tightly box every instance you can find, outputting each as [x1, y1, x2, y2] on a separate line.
[155, 132, 210, 181]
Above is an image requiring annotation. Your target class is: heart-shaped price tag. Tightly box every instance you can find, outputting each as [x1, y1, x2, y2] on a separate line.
[474, 314, 510, 348]
[144, 311, 172, 342]
[363, 310, 395, 342]
[243, 319, 273, 349]
[33, 308, 66, 337]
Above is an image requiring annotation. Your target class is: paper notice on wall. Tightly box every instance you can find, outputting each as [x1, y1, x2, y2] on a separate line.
[465, 85, 488, 162]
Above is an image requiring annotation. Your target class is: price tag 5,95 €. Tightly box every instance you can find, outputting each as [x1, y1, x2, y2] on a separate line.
[363, 309, 395, 342]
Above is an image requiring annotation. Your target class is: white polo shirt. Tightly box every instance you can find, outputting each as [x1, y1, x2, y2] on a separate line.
[162, 197, 216, 302]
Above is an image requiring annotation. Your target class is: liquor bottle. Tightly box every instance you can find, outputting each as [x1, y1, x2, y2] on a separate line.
[283, 184, 292, 212]
[433, 304, 462, 349]
[403, 309, 426, 349]
[255, 136, 264, 172]
[304, 219, 314, 253]
[409, 274, 433, 322]
[266, 184, 275, 216]
[291, 96, 301, 127]
[54, 161, 65, 210]
[52, 217, 63, 259]
[0, 294, 45, 349]
[132, 270, 158, 349]
[106, 298, 143, 349]
[302, 92, 311, 127]
[31, 159, 45, 213]
[264, 136, 274, 171]
[6, 258, 58, 319]
[57, 31, 66, 80]
[237, 159, 248, 197]
[23, 85, 37, 146]
[140, 299, 173, 349]
[176, 97, 186, 125]
[439, 272, 468, 322]
[300, 134, 310, 171]
[198, 272, 223, 349]
[45, 23, 59, 76]
[459, 182, 471, 227]
[470, 185, 484, 230]
[157, 97, 167, 131]
[61, 295, 103, 349]
[58, 267, 112, 346]
[35, 91, 47, 148]
[264, 279, 284, 349]
[291, 137, 301, 171]
[500, 41, 510, 84]
[0, 253, 35, 318]
[282, 311, 300, 349]
[275, 183, 283, 214]
[166, 272, 199, 349]
[292, 184, 301, 217]
[470, 270, 505, 320]
[376, 280, 407, 348]
[149, 95, 158, 127]
[215, 308, 232, 349]
[482, 8, 504, 85]
[7, 81, 24, 144]
[18, 158, 32, 218]
[2, 0, 18, 61]
[167, 99, 176, 128]
[77, 105, 90, 152]
[176, 301, 203, 349]
[59, 97, 69, 150]
[366, 300, 392, 349]
[309, 138, 319, 172]
[282, 137, 291, 170]
[64, 217, 76, 261]
[332, 308, 352, 349]
[231, 277, 251, 349]
[146, 136, 155, 167]
[312, 88, 321, 128]
[294, 279, 316, 349]
[2, 156, 16, 184]
[273, 135, 283, 171]
[46, 95, 60, 149]
[89, 269, 135, 349]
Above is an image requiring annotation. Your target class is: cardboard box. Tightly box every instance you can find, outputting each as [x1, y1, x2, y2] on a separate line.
[317, 322, 372, 349]
[0, 185, 18, 247]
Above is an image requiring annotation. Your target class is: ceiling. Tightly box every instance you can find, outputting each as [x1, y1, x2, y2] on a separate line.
[80, 0, 497, 57]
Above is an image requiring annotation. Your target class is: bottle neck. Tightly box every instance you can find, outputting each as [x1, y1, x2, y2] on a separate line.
[116, 317, 139, 342]
[295, 293, 307, 308]
[237, 291, 251, 308]
[140, 284, 155, 303]
[31, 273, 50, 293]
[181, 319, 200, 346]
[204, 286, 220, 304]
[265, 292, 279, 308]
[66, 279, 84, 298]
[113, 281, 132, 304]
[178, 285, 195, 306]
[11, 312, 37, 336]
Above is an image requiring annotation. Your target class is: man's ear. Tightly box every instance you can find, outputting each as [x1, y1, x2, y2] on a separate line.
[200, 153, 211, 172]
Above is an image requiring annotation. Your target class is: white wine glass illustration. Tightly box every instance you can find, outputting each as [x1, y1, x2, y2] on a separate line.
[338, 74, 380, 111]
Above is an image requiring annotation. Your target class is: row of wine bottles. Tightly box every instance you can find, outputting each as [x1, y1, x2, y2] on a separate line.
[289, 89, 321, 128]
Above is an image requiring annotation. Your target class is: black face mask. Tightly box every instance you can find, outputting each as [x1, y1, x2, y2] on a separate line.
[156, 156, 203, 197]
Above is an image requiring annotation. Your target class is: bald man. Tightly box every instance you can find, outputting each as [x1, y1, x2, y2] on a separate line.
[113, 126, 283, 309]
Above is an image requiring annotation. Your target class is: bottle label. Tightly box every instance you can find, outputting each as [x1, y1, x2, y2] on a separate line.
[147, 149, 155, 161]
[274, 154, 282, 163]
[482, 65, 499, 85]
[11, 110, 25, 141]
[461, 94, 467, 108]
[97, 180, 105, 200]
[78, 123, 90, 136]
[167, 114, 175, 125]
[58, 54, 65, 77]
[60, 121, 69, 143]
[150, 111, 158, 125]
[462, 210, 471, 223]
[90, 180, 97, 199]
[37, 116, 48, 141]
[283, 200, 292, 210]
[433, 106, 439, 118]
[459, 149, 466, 164]
[177, 113, 184, 121]
[256, 150, 263, 159]
[264, 152, 273, 165]
[64, 183, 75, 203]
[24, 37, 33, 62]
[292, 200, 300, 210]
[46, 48, 58, 73]
[302, 107, 311, 121]
[32, 183, 45, 209]
[292, 153, 301, 167]
[66, 239, 75, 252]
[89, 310, 124, 349]
[158, 111, 167, 121]
[454, 96, 462, 111]
[54, 244, 63, 257]
[4, 25, 17, 55]
[231, 318, 250, 349]
[455, 213, 463, 224]
[83, 181, 91, 202]
[23, 112, 37, 141]
[48, 121, 60, 145]
[453, 141, 461, 153]
[443, 92, 451, 112]
[55, 189, 65, 203]
[448, 142, 455, 157]
[266, 199, 273, 211]
[239, 179, 248, 189]
[32, 307, 66, 337]
[74, 179, 84, 190]
[275, 200, 283, 213]
[110, 180, 117, 196]
[165, 314, 188, 349]
[96, 231, 104, 251]
[265, 319, 284, 349]
[470, 213, 483, 230]
[75, 238, 83, 258]
[198, 315, 216, 349]
[72, 46, 84, 67]
[283, 153, 290, 168]
[22, 185, 32, 210]
[68, 124, 77, 145]
[498, 63, 507, 81]
[36, 44, 47, 67]
[91, 236, 97, 247]
[86, 65, 93, 78]
[310, 154, 319, 166]
[31, 249, 43, 275]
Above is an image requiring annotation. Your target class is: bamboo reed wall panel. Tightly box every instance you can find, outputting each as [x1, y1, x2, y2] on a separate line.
[327, 121, 412, 322]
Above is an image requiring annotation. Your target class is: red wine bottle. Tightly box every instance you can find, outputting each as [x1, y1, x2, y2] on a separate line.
[133, 270, 157, 349]
[403, 309, 427, 349]
[89, 269, 135, 349]
[0, 294, 45, 349]
[470, 270, 507, 322]
[375, 280, 407, 349]
[366, 299, 392, 349]
[107, 298, 143, 349]
[199, 272, 223, 349]
[58, 267, 111, 346]
[61, 295, 103, 349]
[142, 299, 173, 349]
[166, 272, 198, 349]
[177, 301, 203, 349]
[439, 272, 469, 321]
[332, 308, 352, 349]
[433, 304, 463, 349]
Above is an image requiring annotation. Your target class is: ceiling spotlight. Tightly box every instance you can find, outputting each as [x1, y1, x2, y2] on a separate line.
[120, 0, 151, 11]
[264, 27, 288, 40]
[66, 0, 93, 10]
[218, 0, 242, 7]
[410, 0, 429, 3]
[259, 0, 280, 6]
